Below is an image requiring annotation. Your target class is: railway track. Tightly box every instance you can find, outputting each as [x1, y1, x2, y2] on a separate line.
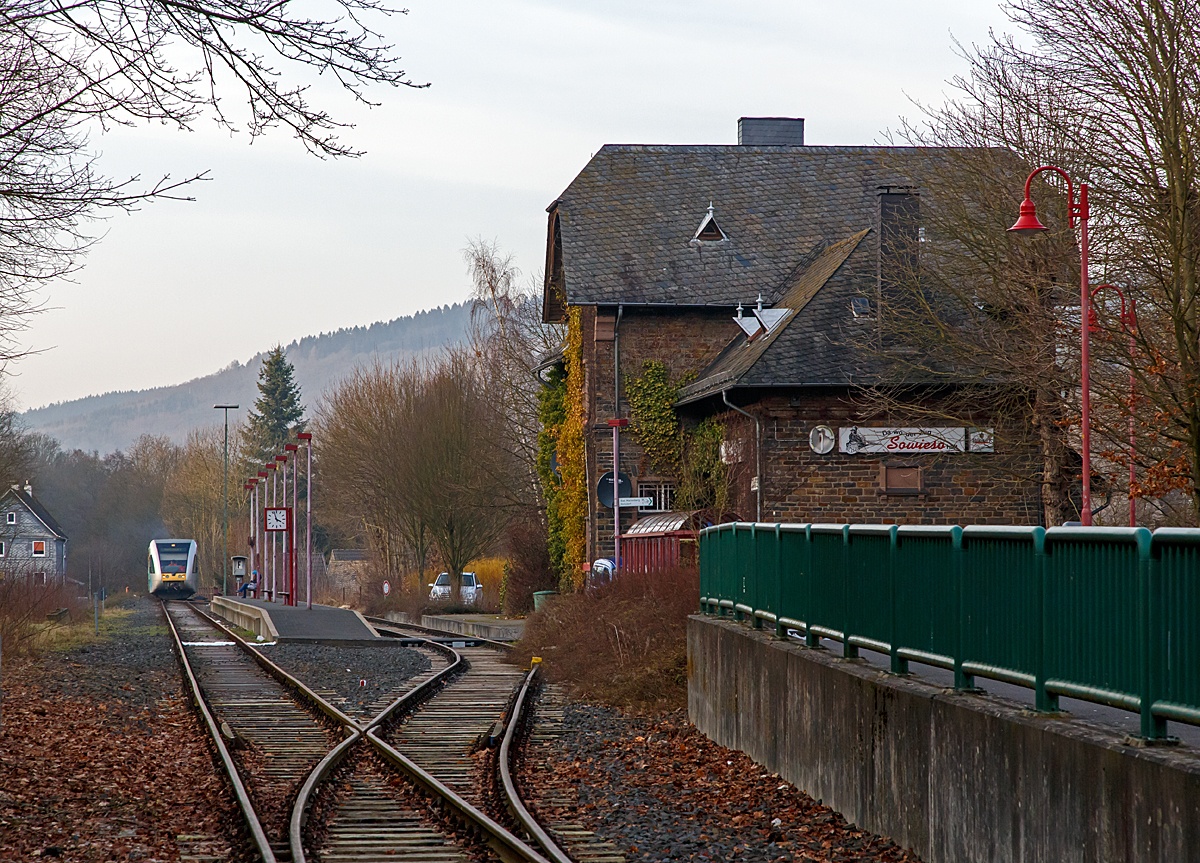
[163, 601, 575, 863]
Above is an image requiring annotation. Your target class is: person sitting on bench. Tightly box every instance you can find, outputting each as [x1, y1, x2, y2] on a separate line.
[238, 571, 259, 598]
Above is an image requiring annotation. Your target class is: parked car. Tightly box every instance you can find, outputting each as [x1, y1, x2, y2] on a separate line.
[428, 571, 480, 605]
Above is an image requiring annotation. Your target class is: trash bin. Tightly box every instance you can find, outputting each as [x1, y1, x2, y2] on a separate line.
[532, 590, 557, 611]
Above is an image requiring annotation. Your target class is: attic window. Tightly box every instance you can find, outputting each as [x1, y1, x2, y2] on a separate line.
[6, 512, 13, 524]
[850, 297, 873, 319]
[692, 202, 728, 242]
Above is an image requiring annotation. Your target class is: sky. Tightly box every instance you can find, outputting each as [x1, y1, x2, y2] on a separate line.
[12, 0, 1008, 411]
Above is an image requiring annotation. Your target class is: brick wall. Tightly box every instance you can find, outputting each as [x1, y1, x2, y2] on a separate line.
[718, 393, 1042, 526]
[576, 307, 1041, 565]
[582, 306, 736, 561]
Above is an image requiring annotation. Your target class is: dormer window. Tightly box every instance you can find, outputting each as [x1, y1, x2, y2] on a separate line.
[692, 203, 728, 242]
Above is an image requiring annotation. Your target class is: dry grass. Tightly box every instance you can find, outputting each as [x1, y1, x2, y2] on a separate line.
[467, 556, 505, 611]
[511, 566, 699, 712]
[0, 579, 90, 659]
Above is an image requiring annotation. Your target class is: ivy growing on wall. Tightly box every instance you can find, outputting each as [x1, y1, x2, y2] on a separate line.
[677, 417, 733, 515]
[625, 360, 682, 473]
[626, 361, 732, 514]
[556, 307, 588, 591]
[536, 362, 567, 580]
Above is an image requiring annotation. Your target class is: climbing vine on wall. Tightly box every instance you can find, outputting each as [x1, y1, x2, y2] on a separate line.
[536, 362, 567, 581]
[625, 360, 682, 474]
[556, 307, 588, 591]
[677, 417, 733, 514]
[626, 361, 733, 515]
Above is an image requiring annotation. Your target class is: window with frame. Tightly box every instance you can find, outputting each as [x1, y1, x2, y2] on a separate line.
[637, 481, 675, 513]
[6, 512, 14, 524]
[32, 540, 46, 557]
[879, 461, 924, 495]
[0, 540, 6, 557]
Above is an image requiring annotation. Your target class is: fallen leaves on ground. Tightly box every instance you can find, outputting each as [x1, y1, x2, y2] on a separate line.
[0, 654, 245, 861]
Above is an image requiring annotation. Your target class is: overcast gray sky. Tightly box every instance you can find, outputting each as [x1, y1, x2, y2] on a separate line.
[13, 0, 1006, 411]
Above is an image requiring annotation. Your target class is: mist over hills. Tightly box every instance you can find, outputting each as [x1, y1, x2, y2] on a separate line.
[22, 303, 473, 454]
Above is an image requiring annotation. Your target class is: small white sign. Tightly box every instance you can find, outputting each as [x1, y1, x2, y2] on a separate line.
[618, 496, 655, 507]
[382, 580, 391, 596]
[839, 427, 967, 454]
[968, 428, 995, 452]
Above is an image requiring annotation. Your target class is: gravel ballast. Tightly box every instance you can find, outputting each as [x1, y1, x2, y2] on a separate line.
[522, 697, 920, 863]
[259, 643, 432, 713]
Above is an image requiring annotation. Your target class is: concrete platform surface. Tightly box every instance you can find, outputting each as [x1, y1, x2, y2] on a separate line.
[218, 597, 380, 643]
[421, 613, 525, 642]
[379, 611, 526, 642]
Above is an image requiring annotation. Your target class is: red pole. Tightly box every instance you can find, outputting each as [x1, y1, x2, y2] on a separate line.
[1010, 168, 1091, 524]
[1128, 299, 1137, 527]
[298, 432, 313, 610]
[613, 424, 620, 567]
[1078, 183, 1093, 525]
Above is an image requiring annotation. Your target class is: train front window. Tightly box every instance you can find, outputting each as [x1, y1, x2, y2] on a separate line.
[159, 555, 188, 573]
[155, 541, 190, 574]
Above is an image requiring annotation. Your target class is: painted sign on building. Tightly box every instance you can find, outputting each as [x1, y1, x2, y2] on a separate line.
[840, 427, 967, 454]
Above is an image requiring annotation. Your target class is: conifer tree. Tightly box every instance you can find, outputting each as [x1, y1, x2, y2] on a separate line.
[242, 347, 305, 464]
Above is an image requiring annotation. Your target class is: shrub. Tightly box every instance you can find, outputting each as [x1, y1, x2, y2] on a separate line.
[501, 516, 557, 615]
[511, 565, 699, 711]
[0, 578, 82, 660]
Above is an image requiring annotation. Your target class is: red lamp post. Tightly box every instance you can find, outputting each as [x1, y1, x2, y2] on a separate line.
[608, 418, 629, 568]
[265, 462, 278, 599]
[256, 471, 268, 597]
[1009, 165, 1095, 524]
[1089, 284, 1138, 527]
[276, 454, 289, 604]
[296, 433, 313, 610]
[285, 444, 299, 606]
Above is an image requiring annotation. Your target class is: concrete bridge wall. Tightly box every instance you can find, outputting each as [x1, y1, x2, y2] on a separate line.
[688, 614, 1200, 863]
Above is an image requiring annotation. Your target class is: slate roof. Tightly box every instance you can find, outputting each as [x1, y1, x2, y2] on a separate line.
[549, 145, 938, 308]
[677, 230, 871, 402]
[2, 487, 68, 539]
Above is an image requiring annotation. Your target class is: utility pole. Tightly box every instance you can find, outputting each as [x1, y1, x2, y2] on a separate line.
[214, 404, 239, 595]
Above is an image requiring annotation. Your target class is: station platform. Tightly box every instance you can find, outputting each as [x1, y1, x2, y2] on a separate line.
[211, 596, 383, 645]
[377, 611, 525, 642]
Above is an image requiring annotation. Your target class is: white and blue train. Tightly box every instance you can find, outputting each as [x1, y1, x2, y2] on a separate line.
[148, 539, 200, 598]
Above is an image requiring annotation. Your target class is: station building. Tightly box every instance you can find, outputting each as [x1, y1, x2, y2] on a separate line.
[541, 118, 1042, 564]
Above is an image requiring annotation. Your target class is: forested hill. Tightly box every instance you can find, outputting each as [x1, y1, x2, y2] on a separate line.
[22, 303, 473, 454]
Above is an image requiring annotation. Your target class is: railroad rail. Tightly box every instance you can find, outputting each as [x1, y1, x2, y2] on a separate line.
[370, 618, 623, 863]
[162, 600, 569, 863]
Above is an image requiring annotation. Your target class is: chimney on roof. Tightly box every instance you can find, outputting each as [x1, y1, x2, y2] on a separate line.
[738, 117, 805, 146]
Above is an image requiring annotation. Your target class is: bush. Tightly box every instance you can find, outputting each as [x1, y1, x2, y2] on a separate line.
[501, 516, 557, 615]
[0, 578, 83, 660]
[510, 565, 699, 711]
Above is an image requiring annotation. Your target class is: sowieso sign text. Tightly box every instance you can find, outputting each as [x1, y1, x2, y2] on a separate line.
[839, 427, 994, 454]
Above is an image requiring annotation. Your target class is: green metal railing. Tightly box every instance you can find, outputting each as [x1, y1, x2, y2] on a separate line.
[698, 523, 1200, 739]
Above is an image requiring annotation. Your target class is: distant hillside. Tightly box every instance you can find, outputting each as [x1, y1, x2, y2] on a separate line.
[23, 303, 473, 453]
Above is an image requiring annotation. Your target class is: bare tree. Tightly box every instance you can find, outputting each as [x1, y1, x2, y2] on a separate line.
[314, 358, 430, 593]
[870, 0, 1200, 523]
[0, 0, 424, 362]
[463, 238, 565, 505]
[161, 426, 246, 587]
[404, 350, 514, 602]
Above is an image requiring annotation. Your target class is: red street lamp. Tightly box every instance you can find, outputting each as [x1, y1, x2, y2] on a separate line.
[296, 433, 313, 610]
[1089, 284, 1138, 527]
[285, 444, 299, 606]
[265, 462, 278, 600]
[1009, 165, 1095, 524]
